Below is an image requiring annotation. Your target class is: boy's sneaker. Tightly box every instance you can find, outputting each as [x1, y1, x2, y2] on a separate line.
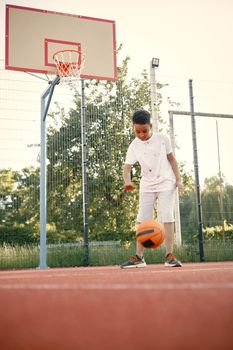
[165, 253, 182, 267]
[120, 254, 146, 269]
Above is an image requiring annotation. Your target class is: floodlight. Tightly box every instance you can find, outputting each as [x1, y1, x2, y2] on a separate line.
[151, 58, 159, 68]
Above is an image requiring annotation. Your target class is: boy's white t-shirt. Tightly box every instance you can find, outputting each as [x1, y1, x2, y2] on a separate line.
[125, 133, 176, 192]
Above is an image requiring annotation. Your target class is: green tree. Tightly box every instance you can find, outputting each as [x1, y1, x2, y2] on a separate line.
[46, 55, 165, 241]
[0, 53, 196, 245]
[202, 176, 232, 227]
[0, 169, 17, 225]
[178, 166, 197, 242]
[179, 174, 233, 242]
[224, 184, 233, 223]
[0, 168, 40, 244]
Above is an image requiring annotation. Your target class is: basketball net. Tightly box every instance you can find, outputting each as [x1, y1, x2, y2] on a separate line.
[53, 49, 85, 84]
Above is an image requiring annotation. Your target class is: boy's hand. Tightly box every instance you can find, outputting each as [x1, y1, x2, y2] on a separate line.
[176, 180, 184, 192]
[123, 183, 136, 191]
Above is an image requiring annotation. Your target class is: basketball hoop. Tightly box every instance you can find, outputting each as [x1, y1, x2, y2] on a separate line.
[53, 49, 85, 83]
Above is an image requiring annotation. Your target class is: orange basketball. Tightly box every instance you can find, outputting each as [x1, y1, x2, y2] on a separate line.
[136, 219, 165, 249]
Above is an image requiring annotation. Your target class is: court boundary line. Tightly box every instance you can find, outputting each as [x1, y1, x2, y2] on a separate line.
[0, 282, 233, 290]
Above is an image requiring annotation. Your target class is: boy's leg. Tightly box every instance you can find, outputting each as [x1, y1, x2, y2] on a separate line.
[136, 236, 144, 257]
[120, 192, 156, 269]
[157, 190, 182, 267]
[164, 222, 175, 256]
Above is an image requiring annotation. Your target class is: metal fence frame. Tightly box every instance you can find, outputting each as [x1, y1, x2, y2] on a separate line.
[169, 107, 233, 261]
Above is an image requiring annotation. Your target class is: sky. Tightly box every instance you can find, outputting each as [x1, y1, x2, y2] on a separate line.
[1, 0, 233, 185]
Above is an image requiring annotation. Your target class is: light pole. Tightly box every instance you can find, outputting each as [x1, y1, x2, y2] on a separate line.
[150, 58, 159, 132]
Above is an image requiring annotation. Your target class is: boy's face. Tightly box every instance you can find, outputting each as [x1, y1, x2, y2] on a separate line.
[133, 123, 152, 141]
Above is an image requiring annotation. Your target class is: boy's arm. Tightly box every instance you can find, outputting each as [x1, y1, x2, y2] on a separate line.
[167, 153, 184, 192]
[123, 163, 134, 187]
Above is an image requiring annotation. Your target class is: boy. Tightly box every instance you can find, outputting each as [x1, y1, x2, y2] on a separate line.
[121, 109, 184, 268]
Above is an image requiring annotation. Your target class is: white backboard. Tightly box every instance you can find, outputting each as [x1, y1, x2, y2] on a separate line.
[5, 4, 117, 80]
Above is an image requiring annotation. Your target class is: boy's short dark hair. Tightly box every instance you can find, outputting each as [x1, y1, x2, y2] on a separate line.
[132, 110, 151, 124]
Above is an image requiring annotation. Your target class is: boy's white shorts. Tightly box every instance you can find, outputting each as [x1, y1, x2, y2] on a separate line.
[137, 190, 175, 224]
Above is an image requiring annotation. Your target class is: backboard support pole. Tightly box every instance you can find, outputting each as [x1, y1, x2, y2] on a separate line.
[39, 76, 60, 270]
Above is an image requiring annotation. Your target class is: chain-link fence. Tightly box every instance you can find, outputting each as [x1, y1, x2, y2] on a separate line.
[1, 62, 233, 269]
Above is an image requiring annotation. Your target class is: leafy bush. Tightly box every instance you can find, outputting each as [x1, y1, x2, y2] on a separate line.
[203, 222, 233, 241]
[0, 225, 39, 245]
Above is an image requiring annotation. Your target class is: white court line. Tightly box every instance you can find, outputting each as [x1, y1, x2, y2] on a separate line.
[0, 282, 233, 290]
[0, 266, 233, 280]
[131, 266, 233, 274]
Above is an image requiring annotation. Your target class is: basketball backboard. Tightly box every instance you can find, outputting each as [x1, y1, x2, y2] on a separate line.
[5, 4, 117, 80]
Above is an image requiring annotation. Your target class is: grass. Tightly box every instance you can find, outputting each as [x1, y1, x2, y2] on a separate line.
[0, 240, 232, 270]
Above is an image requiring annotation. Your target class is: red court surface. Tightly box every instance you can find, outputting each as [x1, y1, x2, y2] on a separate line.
[0, 261, 233, 350]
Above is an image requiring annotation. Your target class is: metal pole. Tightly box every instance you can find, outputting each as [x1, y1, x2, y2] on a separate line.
[169, 111, 182, 246]
[39, 76, 60, 269]
[216, 120, 225, 241]
[150, 58, 159, 132]
[168, 110, 233, 119]
[189, 79, 205, 262]
[216, 120, 222, 178]
[39, 94, 48, 269]
[81, 79, 89, 266]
